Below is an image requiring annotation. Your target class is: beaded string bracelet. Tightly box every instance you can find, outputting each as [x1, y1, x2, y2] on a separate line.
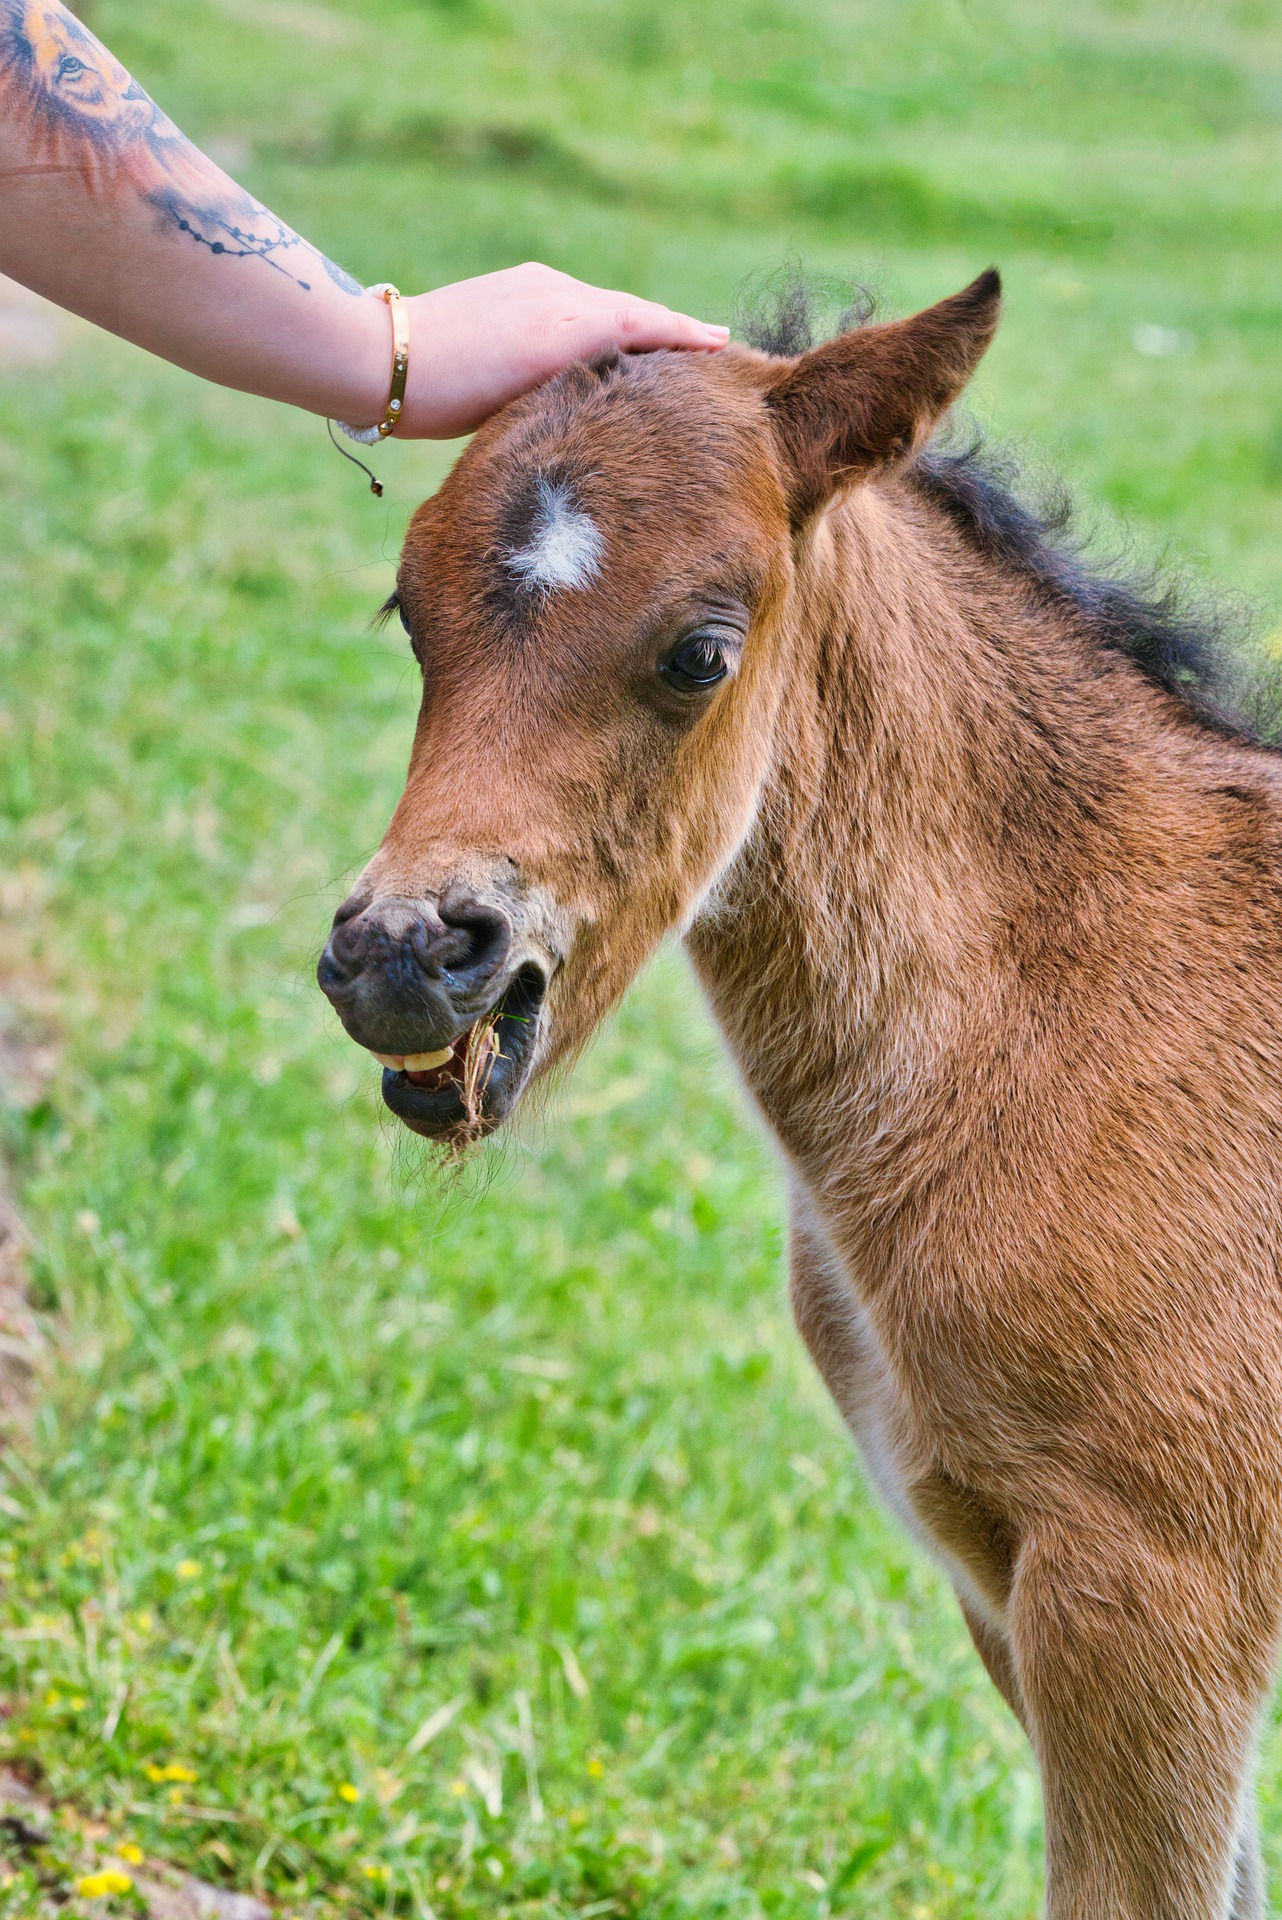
[328, 282, 410, 496]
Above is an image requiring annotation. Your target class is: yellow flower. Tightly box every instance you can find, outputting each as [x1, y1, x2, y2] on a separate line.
[586, 1757, 604, 1779]
[175, 1559, 202, 1580]
[144, 1762, 197, 1784]
[361, 1863, 390, 1881]
[167, 1787, 184, 1806]
[118, 1841, 143, 1865]
[447, 1779, 468, 1797]
[337, 1782, 360, 1803]
[44, 1689, 60, 1708]
[76, 1869, 133, 1897]
[70, 1696, 87, 1711]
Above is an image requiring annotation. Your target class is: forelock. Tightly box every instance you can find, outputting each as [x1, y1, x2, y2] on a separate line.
[505, 473, 604, 593]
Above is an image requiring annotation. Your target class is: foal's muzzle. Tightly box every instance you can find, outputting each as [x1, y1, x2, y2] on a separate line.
[316, 888, 546, 1137]
[317, 890, 513, 1054]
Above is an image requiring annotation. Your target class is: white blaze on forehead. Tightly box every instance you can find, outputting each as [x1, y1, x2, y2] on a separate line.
[506, 475, 604, 592]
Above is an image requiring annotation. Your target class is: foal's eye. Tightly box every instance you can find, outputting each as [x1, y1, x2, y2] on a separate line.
[660, 631, 731, 693]
[376, 592, 414, 640]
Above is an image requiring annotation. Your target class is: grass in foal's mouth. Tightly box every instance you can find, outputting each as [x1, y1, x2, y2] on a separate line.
[459, 1016, 501, 1129]
[3, 0, 1282, 1913]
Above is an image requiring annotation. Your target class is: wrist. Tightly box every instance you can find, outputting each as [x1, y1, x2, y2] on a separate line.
[335, 284, 452, 441]
[314, 286, 391, 429]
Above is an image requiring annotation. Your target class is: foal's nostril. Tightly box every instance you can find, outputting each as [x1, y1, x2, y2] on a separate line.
[437, 895, 512, 986]
[325, 909, 371, 977]
[332, 889, 371, 928]
[321, 890, 374, 982]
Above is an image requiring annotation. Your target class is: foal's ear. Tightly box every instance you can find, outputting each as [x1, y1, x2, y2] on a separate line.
[765, 269, 1002, 525]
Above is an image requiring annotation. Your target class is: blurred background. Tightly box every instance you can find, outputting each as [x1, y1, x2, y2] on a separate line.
[1, 0, 1281, 1913]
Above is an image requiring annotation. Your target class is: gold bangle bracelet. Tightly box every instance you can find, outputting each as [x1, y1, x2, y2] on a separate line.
[368, 282, 409, 438]
[335, 283, 409, 447]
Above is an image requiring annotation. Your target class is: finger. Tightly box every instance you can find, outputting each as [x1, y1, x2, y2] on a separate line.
[555, 297, 728, 357]
[610, 301, 730, 351]
[535, 304, 728, 386]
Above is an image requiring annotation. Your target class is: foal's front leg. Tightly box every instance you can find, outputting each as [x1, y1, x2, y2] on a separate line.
[1010, 1520, 1270, 1920]
[956, 1594, 1027, 1732]
[1228, 1802, 1265, 1920]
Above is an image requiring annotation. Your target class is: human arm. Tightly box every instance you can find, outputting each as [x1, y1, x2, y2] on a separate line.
[0, 0, 729, 437]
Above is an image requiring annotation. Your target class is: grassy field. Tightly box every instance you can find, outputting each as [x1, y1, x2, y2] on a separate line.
[3, 0, 1282, 1913]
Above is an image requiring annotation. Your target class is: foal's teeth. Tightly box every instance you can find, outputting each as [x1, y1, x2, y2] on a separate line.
[370, 1044, 454, 1071]
[405, 1046, 454, 1071]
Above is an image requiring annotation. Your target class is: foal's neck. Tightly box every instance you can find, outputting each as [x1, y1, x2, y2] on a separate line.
[687, 475, 1181, 1196]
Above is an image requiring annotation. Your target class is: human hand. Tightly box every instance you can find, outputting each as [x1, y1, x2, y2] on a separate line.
[395, 262, 730, 438]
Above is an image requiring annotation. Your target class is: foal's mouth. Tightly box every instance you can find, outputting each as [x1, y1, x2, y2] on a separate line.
[373, 967, 546, 1141]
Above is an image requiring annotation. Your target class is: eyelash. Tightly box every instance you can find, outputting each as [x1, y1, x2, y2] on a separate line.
[659, 628, 737, 694]
[376, 592, 413, 636]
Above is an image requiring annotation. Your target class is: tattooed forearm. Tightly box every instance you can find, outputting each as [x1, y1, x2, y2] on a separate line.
[0, 0, 361, 292]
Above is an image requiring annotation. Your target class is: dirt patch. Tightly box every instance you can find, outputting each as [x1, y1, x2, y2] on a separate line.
[0, 1184, 43, 1434]
[0, 867, 60, 1433]
[0, 1768, 273, 1916]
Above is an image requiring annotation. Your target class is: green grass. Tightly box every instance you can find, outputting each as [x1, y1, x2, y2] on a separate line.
[2, 0, 1282, 1913]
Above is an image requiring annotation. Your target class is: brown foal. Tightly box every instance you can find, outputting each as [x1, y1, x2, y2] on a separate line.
[317, 270, 1282, 1918]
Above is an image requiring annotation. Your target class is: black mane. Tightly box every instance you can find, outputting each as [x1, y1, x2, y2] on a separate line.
[909, 438, 1273, 753]
[737, 271, 1274, 755]
[737, 261, 879, 357]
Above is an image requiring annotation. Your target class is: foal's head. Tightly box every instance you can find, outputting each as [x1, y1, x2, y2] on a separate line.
[317, 272, 1001, 1141]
